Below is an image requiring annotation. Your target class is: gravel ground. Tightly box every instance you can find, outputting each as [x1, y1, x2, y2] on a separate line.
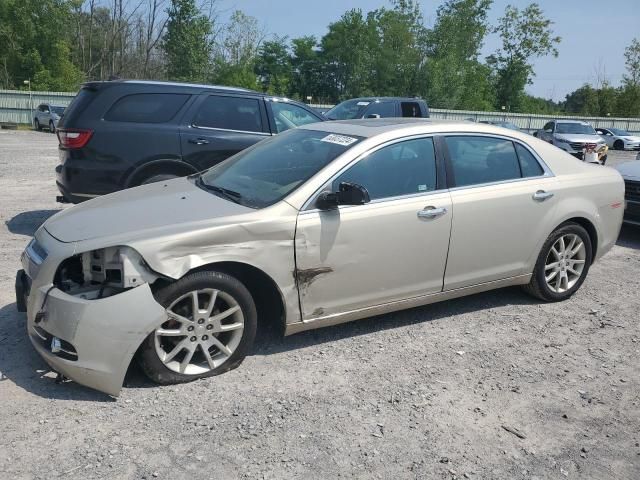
[0, 130, 639, 480]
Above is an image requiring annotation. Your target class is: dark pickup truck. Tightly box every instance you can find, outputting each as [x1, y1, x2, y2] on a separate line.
[324, 97, 430, 120]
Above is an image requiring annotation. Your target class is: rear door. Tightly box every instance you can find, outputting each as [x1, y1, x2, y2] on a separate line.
[442, 135, 558, 290]
[180, 94, 270, 171]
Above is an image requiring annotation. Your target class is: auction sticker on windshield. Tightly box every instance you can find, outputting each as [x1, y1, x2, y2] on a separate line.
[321, 134, 359, 146]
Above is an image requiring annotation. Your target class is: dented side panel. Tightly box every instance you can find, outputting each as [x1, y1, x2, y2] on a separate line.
[294, 192, 453, 320]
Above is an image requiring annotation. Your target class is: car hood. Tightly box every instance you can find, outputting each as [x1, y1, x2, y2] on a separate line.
[556, 134, 603, 143]
[623, 136, 640, 142]
[615, 161, 640, 181]
[44, 177, 253, 243]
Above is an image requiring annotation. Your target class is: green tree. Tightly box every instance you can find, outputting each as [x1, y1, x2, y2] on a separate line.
[424, 0, 494, 109]
[254, 36, 291, 94]
[616, 38, 640, 117]
[563, 84, 600, 115]
[162, 0, 212, 82]
[488, 3, 561, 112]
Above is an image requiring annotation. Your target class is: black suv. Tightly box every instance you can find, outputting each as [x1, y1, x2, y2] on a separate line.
[55, 80, 325, 203]
[324, 97, 430, 120]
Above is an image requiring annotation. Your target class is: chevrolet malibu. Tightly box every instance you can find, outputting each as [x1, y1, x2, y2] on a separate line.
[16, 119, 625, 396]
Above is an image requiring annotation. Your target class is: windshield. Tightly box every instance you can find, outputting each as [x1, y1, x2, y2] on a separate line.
[325, 99, 371, 120]
[556, 123, 596, 135]
[197, 129, 363, 208]
[51, 106, 65, 115]
[609, 128, 630, 136]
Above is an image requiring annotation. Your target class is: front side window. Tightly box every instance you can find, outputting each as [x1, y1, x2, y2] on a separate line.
[445, 136, 523, 187]
[270, 101, 320, 133]
[197, 129, 363, 208]
[543, 122, 554, 131]
[194, 96, 263, 133]
[333, 137, 437, 200]
[104, 93, 190, 123]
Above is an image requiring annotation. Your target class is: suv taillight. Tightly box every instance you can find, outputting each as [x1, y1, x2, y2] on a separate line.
[57, 129, 93, 149]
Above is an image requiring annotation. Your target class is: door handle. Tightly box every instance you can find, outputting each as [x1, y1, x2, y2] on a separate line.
[417, 206, 447, 219]
[188, 138, 210, 145]
[532, 190, 554, 201]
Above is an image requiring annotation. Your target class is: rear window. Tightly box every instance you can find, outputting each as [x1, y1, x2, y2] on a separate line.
[104, 93, 190, 123]
[58, 88, 95, 125]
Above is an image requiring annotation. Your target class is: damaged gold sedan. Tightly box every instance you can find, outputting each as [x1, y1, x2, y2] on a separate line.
[16, 119, 625, 396]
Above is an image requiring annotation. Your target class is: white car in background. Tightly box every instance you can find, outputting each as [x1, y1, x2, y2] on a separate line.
[596, 127, 640, 151]
[537, 120, 607, 162]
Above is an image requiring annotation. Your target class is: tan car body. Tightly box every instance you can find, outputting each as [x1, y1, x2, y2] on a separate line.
[22, 119, 624, 395]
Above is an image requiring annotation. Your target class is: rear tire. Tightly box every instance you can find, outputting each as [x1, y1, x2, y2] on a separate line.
[49, 121, 55, 134]
[139, 270, 257, 386]
[34, 119, 40, 131]
[613, 140, 624, 151]
[523, 223, 592, 302]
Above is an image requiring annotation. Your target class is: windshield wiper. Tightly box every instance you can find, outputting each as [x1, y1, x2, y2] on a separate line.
[196, 177, 242, 203]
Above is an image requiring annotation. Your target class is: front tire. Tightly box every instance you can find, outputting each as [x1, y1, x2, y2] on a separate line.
[139, 271, 257, 385]
[523, 223, 592, 302]
[614, 140, 624, 151]
[49, 121, 55, 133]
[34, 118, 40, 131]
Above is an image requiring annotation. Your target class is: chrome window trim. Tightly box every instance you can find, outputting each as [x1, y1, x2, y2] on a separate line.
[190, 125, 272, 136]
[301, 134, 443, 212]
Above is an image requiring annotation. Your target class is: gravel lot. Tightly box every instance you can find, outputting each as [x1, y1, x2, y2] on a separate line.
[0, 129, 639, 480]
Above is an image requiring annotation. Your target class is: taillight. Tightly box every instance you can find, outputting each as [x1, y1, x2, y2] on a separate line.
[57, 129, 93, 149]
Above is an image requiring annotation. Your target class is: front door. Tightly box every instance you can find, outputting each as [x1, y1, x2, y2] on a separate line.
[442, 135, 559, 290]
[180, 94, 271, 171]
[295, 136, 452, 320]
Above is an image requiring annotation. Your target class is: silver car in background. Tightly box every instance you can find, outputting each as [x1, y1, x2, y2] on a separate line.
[596, 127, 640, 151]
[15, 119, 624, 396]
[537, 120, 607, 162]
[33, 103, 66, 133]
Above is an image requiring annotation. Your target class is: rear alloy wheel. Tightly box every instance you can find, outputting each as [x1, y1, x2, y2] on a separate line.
[613, 140, 624, 151]
[34, 119, 40, 131]
[49, 121, 55, 134]
[523, 223, 592, 302]
[139, 271, 257, 385]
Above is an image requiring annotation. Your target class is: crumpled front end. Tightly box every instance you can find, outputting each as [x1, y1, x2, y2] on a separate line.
[21, 228, 167, 396]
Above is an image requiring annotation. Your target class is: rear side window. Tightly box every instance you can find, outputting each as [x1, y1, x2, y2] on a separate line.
[104, 93, 189, 123]
[193, 96, 263, 133]
[515, 143, 544, 177]
[446, 136, 521, 187]
[401, 102, 422, 117]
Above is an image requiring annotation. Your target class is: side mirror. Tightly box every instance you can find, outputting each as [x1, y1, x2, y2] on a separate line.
[316, 182, 370, 210]
[366, 113, 381, 119]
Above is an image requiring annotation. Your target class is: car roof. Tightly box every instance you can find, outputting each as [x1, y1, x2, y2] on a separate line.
[83, 79, 257, 94]
[300, 118, 509, 138]
[555, 120, 590, 125]
[343, 97, 423, 102]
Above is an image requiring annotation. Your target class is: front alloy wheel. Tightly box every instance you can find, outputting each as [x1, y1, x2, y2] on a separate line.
[155, 288, 244, 374]
[139, 271, 257, 385]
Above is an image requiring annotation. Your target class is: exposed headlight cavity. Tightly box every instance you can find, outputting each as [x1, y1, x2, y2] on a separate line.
[54, 246, 157, 299]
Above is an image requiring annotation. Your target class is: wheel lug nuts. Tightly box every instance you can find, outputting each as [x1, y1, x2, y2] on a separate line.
[206, 324, 213, 330]
[190, 336, 197, 342]
[202, 335, 208, 341]
[198, 318, 205, 324]
[187, 326, 194, 331]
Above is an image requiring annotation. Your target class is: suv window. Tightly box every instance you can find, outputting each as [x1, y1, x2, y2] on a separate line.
[270, 102, 319, 133]
[543, 121, 554, 132]
[104, 93, 189, 123]
[401, 102, 422, 117]
[365, 102, 396, 118]
[445, 136, 523, 187]
[333, 137, 437, 200]
[194, 96, 263, 133]
[515, 143, 544, 177]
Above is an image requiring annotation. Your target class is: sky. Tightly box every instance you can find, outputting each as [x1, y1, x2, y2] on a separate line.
[215, 0, 640, 102]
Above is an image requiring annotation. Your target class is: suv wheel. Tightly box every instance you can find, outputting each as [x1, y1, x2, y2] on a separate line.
[34, 119, 40, 131]
[140, 173, 180, 185]
[614, 140, 624, 150]
[523, 223, 592, 302]
[49, 121, 55, 134]
[139, 271, 257, 385]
